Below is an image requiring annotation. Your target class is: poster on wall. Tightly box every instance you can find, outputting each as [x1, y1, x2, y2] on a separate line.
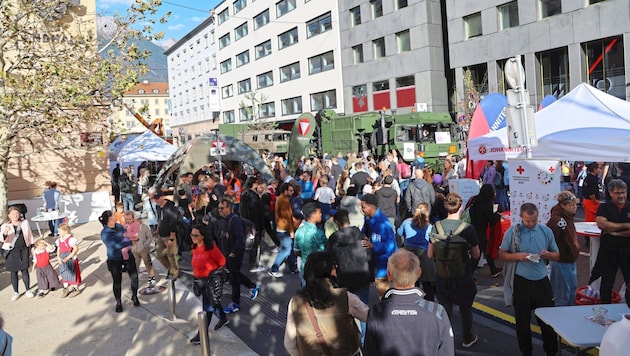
[508, 159, 561, 226]
[448, 179, 480, 208]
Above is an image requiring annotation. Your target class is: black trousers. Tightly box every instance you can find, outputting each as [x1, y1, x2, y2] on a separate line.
[513, 274, 557, 356]
[590, 244, 630, 304]
[107, 256, 139, 304]
[228, 254, 256, 304]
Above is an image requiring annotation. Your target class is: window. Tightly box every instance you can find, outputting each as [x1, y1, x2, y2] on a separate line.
[238, 78, 251, 94]
[235, 22, 248, 41]
[373, 80, 389, 92]
[255, 40, 272, 59]
[219, 33, 231, 49]
[539, 0, 561, 18]
[218, 8, 229, 24]
[236, 50, 250, 67]
[464, 63, 489, 97]
[583, 36, 625, 99]
[373, 37, 385, 59]
[396, 75, 415, 87]
[396, 30, 410, 53]
[464, 12, 482, 39]
[278, 27, 298, 49]
[280, 62, 300, 82]
[306, 12, 332, 38]
[352, 44, 364, 64]
[222, 84, 233, 98]
[370, 0, 383, 18]
[276, 0, 296, 17]
[537, 47, 569, 99]
[220, 59, 232, 73]
[257, 71, 273, 88]
[310, 89, 336, 110]
[240, 107, 253, 121]
[254, 9, 270, 30]
[224, 110, 235, 123]
[260, 102, 275, 118]
[498, 1, 519, 30]
[350, 6, 361, 26]
[396, 0, 408, 10]
[308, 51, 334, 74]
[281, 96, 302, 115]
[233, 0, 246, 14]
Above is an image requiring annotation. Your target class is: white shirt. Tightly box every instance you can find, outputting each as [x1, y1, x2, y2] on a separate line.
[600, 314, 630, 356]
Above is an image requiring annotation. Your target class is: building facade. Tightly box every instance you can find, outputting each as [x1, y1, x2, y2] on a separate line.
[109, 81, 173, 139]
[214, 0, 344, 126]
[446, 0, 630, 105]
[165, 16, 220, 145]
[339, 0, 451, 114]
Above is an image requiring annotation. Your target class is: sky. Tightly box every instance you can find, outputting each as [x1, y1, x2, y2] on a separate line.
[96, 0, 222, 49]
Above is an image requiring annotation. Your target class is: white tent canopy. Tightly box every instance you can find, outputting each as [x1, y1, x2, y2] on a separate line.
[117, 130, 176, 163]
[108, 133, 140, 161]
[468, 83, 630, 162]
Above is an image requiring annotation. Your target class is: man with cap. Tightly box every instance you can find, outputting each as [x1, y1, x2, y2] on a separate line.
[152, 190, 180, 279]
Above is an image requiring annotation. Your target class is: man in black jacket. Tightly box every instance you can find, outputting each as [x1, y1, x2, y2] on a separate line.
[240, 178, 266, 272]
[152, 190, 179, 279]
[219, 197, 259, 314]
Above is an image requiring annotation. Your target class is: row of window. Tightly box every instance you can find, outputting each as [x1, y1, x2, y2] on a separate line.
[349, 0, 408, 27]
[222, 89, 337, 123]
[465, 0, 607, 39]
[221, 51, 334, 91]
[351, 29, 410, 64]
[218, 0, 299, 26]
[219, 11, 331, 53]
[352, 76, 416, 96]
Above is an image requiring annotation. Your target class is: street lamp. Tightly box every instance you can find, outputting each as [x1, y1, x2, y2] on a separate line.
[210, 128, 223, 182]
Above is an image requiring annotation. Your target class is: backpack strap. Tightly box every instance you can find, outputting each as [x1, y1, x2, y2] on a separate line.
[435, 221, 445, 236]
[452, 221, 468, 236]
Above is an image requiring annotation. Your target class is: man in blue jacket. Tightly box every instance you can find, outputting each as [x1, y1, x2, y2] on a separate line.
[361, 193, 397, 299]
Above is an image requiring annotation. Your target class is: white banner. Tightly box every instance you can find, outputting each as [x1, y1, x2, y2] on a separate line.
[508, 159, 561, 226]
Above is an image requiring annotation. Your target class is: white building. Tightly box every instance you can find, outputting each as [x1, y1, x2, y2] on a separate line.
[446, 0, 630, 104]
[165, 16, 220, 145]
[214, 0, 344, 125]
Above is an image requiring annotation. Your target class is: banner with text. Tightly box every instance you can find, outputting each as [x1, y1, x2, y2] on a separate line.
[509, 159, 561, 226]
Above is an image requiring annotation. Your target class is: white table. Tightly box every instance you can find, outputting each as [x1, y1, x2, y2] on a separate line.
[31, 212, 70, 238]
[575, 222, 602, 290]
[535, 303, 630, 354]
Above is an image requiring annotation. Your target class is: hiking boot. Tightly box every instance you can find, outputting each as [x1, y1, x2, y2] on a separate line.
[214, 318, 229, 331]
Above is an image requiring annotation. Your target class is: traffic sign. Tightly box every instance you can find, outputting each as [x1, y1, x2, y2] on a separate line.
[210, 140, 226, 156]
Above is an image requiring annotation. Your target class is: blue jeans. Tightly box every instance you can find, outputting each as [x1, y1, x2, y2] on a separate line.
[48, 218, 59, 235]
[271, 232, 297, 273]
[121, 192, 134, 211]
[549, 261, 577, 306]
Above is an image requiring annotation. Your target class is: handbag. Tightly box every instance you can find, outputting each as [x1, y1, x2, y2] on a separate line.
[303, 299, 332, 356]
[503, 223, 521, 307]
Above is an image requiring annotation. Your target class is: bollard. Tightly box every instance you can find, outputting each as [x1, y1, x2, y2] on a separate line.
[168, 278, 177, 320]
[198, 311, 211, 356]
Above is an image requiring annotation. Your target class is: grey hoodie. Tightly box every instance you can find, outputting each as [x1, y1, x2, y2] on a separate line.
[404, 178, 436, 212]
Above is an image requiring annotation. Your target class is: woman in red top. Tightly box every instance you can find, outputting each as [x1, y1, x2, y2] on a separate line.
[190, 223, 229, 345]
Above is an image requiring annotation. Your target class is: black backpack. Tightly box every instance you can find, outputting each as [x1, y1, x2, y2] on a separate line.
[429, 221, 470, 279]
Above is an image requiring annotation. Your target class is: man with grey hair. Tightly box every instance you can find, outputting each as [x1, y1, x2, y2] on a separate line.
[365, 250, 454, 356]
[590, 178, 630, 304]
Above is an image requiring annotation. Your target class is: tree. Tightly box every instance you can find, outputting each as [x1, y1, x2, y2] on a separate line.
[238, 91, 277, 131]
[0, 0, 169, 217]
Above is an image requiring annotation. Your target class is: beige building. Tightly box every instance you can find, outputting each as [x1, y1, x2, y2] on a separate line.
[7, 0, 112, 224]
[110, 81, 173, 140]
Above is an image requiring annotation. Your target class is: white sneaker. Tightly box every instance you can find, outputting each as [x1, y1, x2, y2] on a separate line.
[268, 270, 283, 278]
[11, 292, 19, 301]
[25, 290, 35, 298]
[249, 265, 266, 273]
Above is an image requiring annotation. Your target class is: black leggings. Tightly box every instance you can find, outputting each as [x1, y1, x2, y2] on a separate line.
[11, 269, 30, 293]
[107, 256, 139, 303]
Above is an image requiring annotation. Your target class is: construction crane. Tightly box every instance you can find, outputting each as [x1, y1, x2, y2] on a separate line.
[121, 102, 169, 142]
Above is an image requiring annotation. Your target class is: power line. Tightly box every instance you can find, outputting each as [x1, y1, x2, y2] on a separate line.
[161, 1, 213, 14]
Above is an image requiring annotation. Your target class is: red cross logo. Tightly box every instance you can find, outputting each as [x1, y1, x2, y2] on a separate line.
[478, 146, 486, 155]
[516, 165, 525, 174]
[549, 166, 555, 173]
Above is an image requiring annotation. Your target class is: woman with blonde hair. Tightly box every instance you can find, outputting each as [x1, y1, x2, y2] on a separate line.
[397, 202, 437, 301]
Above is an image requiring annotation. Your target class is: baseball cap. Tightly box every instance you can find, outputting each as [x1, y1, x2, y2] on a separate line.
[152, 190, 164, 199]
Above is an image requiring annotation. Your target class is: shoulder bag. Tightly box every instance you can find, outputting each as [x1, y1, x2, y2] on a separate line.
[503, 223, 520, 307]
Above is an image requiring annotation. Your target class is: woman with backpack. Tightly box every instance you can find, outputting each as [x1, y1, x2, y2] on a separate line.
[469, 184, 503, 278]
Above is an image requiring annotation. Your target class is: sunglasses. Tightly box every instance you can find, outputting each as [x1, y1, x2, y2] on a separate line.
[561, 195, 577, 204]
